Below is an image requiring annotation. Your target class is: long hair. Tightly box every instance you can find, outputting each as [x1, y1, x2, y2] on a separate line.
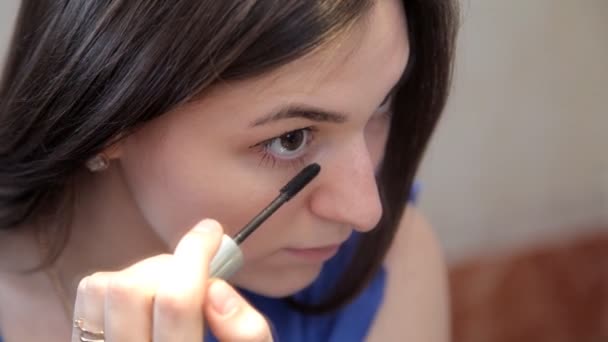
[0, 0, 458, 313]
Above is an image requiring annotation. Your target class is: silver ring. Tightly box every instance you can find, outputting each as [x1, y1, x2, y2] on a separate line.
[74, 318, 105, 342]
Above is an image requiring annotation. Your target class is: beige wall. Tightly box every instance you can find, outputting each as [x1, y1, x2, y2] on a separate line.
[1, 1, 606, 261]
[418, 0, 608, 261]
[0, 0, 19, 80]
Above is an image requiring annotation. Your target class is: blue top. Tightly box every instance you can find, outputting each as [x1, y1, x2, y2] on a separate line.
[206, 232, 387, 342]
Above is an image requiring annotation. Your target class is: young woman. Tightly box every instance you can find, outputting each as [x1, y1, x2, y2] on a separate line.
[0, 0, 458, 340]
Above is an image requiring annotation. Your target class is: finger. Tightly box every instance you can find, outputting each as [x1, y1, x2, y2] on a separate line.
[153, 219, 224, 342]
[71, 272, 111, 342]
[205, 279, 273, 342]
[104, 254, 173, 342]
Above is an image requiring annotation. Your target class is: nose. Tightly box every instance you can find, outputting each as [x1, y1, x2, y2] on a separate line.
[309, 138, 383, 232]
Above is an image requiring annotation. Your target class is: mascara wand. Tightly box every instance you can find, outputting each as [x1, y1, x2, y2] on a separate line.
[209, 163, 321, 279]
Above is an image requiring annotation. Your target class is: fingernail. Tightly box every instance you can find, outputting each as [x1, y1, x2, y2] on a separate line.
[194, 219, 221, 233]
[208, 280, 239, 316]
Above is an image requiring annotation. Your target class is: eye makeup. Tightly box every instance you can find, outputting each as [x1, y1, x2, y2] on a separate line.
[250, 127, 317, 169]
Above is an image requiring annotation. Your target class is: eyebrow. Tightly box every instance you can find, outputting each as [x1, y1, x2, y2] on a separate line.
[250, 105, 348, 127]
[250, 81, 402, 127]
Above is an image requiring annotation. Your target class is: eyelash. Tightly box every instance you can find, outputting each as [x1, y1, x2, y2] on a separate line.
[248, 96, 394, 170]
[377, 95, 395, 118]
[250, 127, 317, 169]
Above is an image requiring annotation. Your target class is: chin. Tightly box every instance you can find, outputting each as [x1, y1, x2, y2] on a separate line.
[231, 263, 324, 298]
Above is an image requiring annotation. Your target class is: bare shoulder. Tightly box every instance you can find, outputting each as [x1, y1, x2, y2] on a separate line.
[366, 205, 450, 342]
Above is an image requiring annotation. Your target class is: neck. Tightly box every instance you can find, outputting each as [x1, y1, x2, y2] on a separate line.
[0, 164, 168, 312]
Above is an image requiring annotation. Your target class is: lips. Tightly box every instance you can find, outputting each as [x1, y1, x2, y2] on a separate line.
[283, 244, 341, 262]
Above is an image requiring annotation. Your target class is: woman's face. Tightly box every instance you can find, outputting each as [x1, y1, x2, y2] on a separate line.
[116, 0, 409, 296]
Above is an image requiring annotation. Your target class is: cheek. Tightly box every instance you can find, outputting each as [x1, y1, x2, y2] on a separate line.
[118, 127, 286, 251]
[119, 143, 217, 247]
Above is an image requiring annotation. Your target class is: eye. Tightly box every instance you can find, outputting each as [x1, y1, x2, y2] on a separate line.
[250, 127, 316, 169]
[376, 93, 394, 116]
[265, 129, 311, 160]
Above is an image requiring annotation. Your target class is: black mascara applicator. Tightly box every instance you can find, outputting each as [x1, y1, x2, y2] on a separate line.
[209, 163, 321, 279]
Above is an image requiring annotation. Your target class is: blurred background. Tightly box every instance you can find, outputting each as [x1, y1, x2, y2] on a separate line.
[420, 0, 608, 265]
[1, 0, 607, 341]
[417, 0, 608, 341]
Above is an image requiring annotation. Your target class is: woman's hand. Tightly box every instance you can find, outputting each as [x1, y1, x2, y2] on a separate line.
[70, 219, 273, 342]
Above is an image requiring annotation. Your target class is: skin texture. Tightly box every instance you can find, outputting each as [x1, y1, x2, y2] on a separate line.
[0, 0, 449, 340]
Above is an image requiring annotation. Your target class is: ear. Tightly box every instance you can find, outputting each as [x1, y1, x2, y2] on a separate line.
[102, 134, 127, 160]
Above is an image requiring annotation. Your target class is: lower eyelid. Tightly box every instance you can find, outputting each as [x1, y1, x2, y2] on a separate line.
[252, 127, 317, 169]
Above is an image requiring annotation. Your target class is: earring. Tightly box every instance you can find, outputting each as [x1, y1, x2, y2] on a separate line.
[85, 154, 109, 172]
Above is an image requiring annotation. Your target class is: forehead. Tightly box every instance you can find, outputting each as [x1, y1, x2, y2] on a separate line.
[265, 0, 410, 94]
[209, 1, 408, 100]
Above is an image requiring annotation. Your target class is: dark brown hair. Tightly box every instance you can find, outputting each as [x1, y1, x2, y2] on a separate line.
[0, 0, 458, 313]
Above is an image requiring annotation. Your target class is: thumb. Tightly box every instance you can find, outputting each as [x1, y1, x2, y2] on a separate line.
[205, 279, 274, 342]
